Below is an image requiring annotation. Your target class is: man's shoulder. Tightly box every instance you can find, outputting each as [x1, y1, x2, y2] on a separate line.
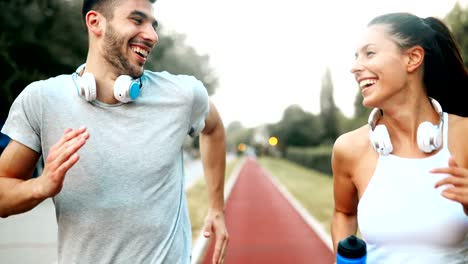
[144, 70, 200, 85]
[42, 74, 72, 86]
[25, 74, 71, 90]
[143, 71, 206, 98]
[14, 74, 71, 101]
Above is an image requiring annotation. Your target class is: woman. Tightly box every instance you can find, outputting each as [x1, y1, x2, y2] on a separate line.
[331, 12, 468, 263]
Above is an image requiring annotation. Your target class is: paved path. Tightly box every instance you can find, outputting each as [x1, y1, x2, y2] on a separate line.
[185, 153, 236, 190]
[0, 198, 57, 264]
[199, 158, 334, 264]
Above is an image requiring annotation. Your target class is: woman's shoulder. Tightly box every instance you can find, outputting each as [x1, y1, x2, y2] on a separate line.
[448, 113, 468, 128]
[332, 124, 377, 185]
[333, 124, 371, 161]
[447, 113, 468, 166]
[333, 124, 370, 154]
[447, 113, 468, 142]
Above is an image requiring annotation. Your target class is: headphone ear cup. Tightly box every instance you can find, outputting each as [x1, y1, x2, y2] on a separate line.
[77, 72, 96, 101]
[369, 125, 393, 155]
[432, 125, 442, 150]
[417, 121, 441, 153]
[114, 75, 140, 103]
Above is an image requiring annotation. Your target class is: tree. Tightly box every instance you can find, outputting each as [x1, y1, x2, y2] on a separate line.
[0, 1, 88, 119]
[350, 90, 371, 129]
[319, 68, 340, 143]
[268, 105, 323, 155]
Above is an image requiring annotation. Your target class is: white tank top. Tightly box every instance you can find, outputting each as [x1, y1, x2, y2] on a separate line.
[358, 113, 468, 264]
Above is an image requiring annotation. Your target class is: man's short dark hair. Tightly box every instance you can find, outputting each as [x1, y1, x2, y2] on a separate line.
[82, 0, 156, 25]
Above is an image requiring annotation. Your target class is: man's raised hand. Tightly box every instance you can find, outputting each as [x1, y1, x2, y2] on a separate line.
[33, 127, 89, 199]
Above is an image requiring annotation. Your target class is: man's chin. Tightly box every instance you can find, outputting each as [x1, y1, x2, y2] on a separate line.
[137, 64, 145, 73]
[129, 66, 144, 78]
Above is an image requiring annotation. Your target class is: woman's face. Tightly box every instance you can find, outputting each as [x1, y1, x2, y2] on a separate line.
[351, 24, 409, 108]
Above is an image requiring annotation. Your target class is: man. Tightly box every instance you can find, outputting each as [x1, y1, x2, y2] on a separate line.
[0, 0, 228, 263]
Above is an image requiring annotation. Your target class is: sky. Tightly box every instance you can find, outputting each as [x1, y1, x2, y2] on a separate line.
[153, 0, 467, 128]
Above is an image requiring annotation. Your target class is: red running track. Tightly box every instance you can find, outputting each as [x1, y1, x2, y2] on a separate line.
[200, 157, 334, 264]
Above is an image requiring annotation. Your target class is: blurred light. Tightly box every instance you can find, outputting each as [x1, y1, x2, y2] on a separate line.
[268, 136, 278, 146]
[238, 143, 247, 152]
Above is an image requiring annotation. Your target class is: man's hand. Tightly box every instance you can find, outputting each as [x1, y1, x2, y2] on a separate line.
[33, 127, 89, 199]
[432, 156, 468, 215]
[202, 208, 229, 264]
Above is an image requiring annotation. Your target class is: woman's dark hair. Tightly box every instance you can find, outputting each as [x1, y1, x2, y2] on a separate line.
[369, 12, 468, 116]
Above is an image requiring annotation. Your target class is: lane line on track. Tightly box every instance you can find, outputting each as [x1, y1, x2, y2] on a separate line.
[262, 167, 333, 251]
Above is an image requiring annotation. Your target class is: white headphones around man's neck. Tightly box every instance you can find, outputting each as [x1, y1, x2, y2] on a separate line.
[73, 64, 142, 103]
[368, 97, 444, 156]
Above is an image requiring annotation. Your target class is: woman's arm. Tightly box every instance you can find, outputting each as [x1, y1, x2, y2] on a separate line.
[331, 133, 360, 255]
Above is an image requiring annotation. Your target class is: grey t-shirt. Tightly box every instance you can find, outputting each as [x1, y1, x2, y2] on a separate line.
[2, 70, 210, 264]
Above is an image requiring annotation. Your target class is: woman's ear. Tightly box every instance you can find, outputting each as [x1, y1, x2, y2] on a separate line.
[405, 46, 425, 73]
[86, 10, 104, 37]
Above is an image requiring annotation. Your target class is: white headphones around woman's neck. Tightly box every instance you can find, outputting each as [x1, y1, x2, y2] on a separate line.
[368, 97, 444, 155]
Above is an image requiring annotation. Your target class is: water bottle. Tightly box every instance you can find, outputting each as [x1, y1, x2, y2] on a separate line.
[336, 235, 367, 264]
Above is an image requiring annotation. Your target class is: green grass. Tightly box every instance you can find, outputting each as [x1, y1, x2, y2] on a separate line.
[258, 156, 334, 234]
[186, 157, 243, 243]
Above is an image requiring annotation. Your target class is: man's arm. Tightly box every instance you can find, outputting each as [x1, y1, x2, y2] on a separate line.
[0, 127, 89, 218]
[0, 140, 42, 217]
[199, 100, 229, 264]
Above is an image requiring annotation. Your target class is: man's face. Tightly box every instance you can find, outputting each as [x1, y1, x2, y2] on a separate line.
[101, 0, 158, 77]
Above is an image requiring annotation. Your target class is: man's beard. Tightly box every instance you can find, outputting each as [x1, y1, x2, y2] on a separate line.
[103, 24, 142, 78]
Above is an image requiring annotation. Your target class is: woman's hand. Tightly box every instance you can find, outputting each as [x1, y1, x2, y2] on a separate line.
[432, 156, 468, 215]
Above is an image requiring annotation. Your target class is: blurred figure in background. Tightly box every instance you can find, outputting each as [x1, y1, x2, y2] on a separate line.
[0, 0, 228, 263]
[331, 12, 468, 263]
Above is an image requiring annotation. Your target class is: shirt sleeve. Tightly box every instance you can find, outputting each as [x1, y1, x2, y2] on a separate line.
[185, 76, 210, 138]
[1, 81, 42, 153]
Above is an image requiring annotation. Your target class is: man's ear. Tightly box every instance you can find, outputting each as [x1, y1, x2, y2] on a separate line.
[86, 10, 104, 37]
[405, 46, 425, 73]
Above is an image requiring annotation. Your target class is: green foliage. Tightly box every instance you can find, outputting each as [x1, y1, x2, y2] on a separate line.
[268, 105, 324, 154]
[284, 146, 333, 175]
[0, 0, 87, 119]
[353, 90, 368, 118]
[341, 90, 371, 133]
[319, 68, 340, 143]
